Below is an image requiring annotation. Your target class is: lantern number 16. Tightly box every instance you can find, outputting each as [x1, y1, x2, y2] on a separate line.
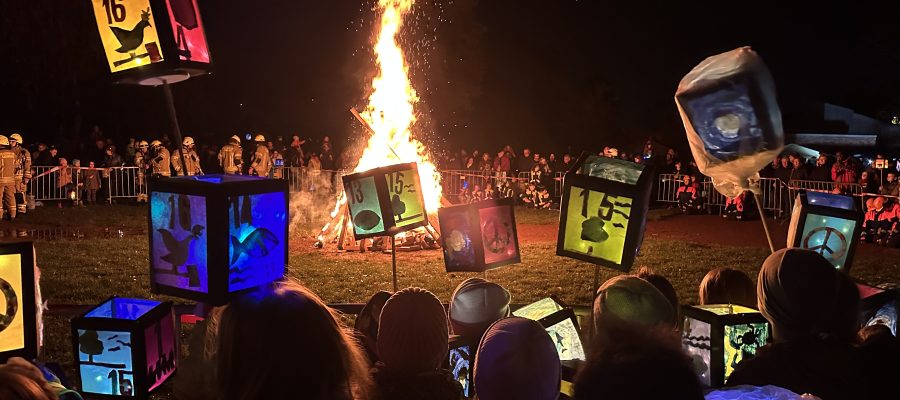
[102, 0, 127, 24]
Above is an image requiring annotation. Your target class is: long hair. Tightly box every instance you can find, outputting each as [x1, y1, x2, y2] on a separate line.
[0, 366, 56, 400]
[216, 280, 372, 400]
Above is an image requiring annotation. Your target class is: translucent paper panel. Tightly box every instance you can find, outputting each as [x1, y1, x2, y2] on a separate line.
[90, 0, 165, 73]
[682, 82, 764, 162]
[479, 206, 518, 265]
[85, 298, 160, 320]
[697, 304, 758, 316]
[562, 187, 632, 264]
[386, 168, 426, 229]
[165, 0, 211, 62]
[151, 192, 208, 292]
[346, 176, 385, 236]
[449, 345, 472, 398]
[227, 193, 287, 292]
[806, 191, 855, 210]
[683, 318, 712, 387]
[800, 214, 857, 270]
[545, 318, 585, 361]
[0, 253, 23, 353]
[78, 330, 134, 396]
[723, 323, 769, 380]
[513, 298, 564, 321]
[580, 155, 644, 185]
[145, 313, 176, 391]
[441, 212, 476, 270]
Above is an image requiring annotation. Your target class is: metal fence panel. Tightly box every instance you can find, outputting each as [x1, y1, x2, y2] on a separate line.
[106, 167, 141, 202]
[28, 166, 80, 202]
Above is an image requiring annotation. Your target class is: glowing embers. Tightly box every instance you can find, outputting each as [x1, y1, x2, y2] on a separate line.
[149, 175, 288, 304]
[438, 198, 520, 272]
[0, 242, 37, 361]
[342, 162, 428, 239]
[72, 297, 176, 397]
[556, 154, 654, 271]
[786, 191, 862, 272]
[681, 304, 770, 387]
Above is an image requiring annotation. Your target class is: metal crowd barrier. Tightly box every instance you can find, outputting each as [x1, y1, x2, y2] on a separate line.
[106, 166, 141, 203]
[656, 174, 687, 203]
[281, 167, 349, 193]
[657, 174, 788, 217]
[28, 166, 80, 202]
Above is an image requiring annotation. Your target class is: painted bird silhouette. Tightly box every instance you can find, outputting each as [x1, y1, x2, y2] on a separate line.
[230, 228, 279, 265]
[157, 225, 204, 270]
[110, 8, 152, 53]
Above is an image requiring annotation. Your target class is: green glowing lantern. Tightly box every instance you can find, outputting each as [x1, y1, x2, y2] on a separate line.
[786, 191, 862, 272]
[556, 154, 654, 271]
[681, 304, 770, 387]
[342, 162, 428, 239]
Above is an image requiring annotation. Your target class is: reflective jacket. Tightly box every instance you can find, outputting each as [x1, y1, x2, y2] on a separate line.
[151, 147, 171, 177]
[0, 148, 17, 184]
[250, 145, 271, 177]
[172, 148, 202, 176]
[13, 145, 31, 191]
[218, 143, 243, 174]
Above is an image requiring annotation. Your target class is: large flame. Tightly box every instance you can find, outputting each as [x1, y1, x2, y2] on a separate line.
[355, 0, 441, 212]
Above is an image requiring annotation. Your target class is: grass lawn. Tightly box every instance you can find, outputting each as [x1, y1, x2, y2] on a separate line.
[10, 203, 900, 398]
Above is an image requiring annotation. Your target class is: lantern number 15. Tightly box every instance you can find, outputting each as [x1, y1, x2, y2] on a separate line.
[388, 172, 405, 195]
[579, 189, 615, 221]
[102, 0, 127, 24]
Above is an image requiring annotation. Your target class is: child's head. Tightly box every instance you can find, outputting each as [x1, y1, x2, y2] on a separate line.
[89, 161, 95, 168]
[216, 280, 371, 400]
[698, 267, 756, 309]
[0, 358, 56, 400]
[377, 288, 449, 374]
[636, 267, 680, 327]
[682, 175, 691, 185]
[474, 317, 560, 400]
[449, 278, 511, 339]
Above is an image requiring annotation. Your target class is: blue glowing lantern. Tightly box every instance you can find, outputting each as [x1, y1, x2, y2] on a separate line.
[786, 190, 862, 272]
[556, 154, 654, 271]
[71, 297, 176, 398]
[681, 304, 770, 388]
[0, 241, 38, 362]
[438, 198, 520, 273]
[148, 174, 288, 304]
[342, 162, 428, 239]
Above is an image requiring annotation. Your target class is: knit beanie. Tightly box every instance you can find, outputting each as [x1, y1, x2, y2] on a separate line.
[593, 275, 674, 332]
[377, 287, 449, 374]
[474, 317, 561, 400]
[449, 278, 511, 338]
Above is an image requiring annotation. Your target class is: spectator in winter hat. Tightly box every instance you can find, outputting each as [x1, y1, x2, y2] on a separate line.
[449, 278, 511, 339]
[353, 291, 392, 363]
[474, 317, 561, 400]
[593, 275, 674, 335]
[698, 267, 757, 309]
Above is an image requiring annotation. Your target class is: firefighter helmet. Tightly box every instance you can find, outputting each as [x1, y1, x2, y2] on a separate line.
[138, 140, 149, 149]
[9, 133, 23, 145]
[254, 134, 265, 142]
[183, 137, 195, 147]
[230, 135, 241, 144]
[150, 140, 162, 147]
[0, 136, 9, 146]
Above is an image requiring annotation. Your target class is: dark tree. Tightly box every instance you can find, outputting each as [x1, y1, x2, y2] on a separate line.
[79, 330, 104, 363]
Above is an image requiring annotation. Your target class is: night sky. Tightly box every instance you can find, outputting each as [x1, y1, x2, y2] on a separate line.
[1, 0, 899, 159]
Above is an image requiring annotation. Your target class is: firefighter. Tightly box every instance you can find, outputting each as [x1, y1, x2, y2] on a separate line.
[0, 136, 18, 220]
[218, 135, 243, 175]
[172, 136, 202, 176]
[134, 140, 149, 202]
[9, 133, 31, 215]
[248, 134, 271, 177]
[149, 140, 171, 177]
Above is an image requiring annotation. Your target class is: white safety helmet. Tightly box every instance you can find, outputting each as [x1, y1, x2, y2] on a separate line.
[254, 134, 266, 142]
[230, 135, 241, 144]
[183, 137, 195, 147]
[0, 136, 9, 147]
[9, 133, 23, 145]
[150, 140, 162, 147]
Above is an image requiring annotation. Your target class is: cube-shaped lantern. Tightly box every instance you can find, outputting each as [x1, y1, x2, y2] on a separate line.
[786, 191, 862, 272]
[0, 242, 38, 362]
[148, 174, 288, 304]
[681, 304, 771, 387]
[858, 282, 898, 337]
[342, 162, 428, 239]
[71, 297, 176, 398]
[438, 198, 520, 272]
[89, 0, 212, 84]
[556, 154, 654, 271]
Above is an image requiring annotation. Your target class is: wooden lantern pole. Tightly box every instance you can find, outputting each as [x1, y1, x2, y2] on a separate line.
[161, 80, 190, 177]
[390, 235, 398, 291]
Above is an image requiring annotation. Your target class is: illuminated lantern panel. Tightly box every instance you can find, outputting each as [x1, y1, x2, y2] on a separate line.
[447, 336, 474, 398]
[681, 304, 770, 388]
[149, 175, 288, 304]
[0, 242, 37, 362]
[858, 283, 898, 337]
[164, 0, 211, 63]
[71, 298, 176, 398]
[514, 298, 586, 362]
[786, 191, 862, 272]
[90, 0, 166, 73]
[342, 162, 428, 240]
[557, 155, 654, 271]
[438, 198, 520, 273]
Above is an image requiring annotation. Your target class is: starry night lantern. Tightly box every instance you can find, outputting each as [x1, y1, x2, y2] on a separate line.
[71, 297, 176, 398]
[0, 242, 38, 362]
[786, 191, 862, 272]
[89, 0, 212, 84]
[438, 197, 520, 272]
[148, 174, 288, 304]
[556, 154, 654, 271]
[681, 304, 770, 388]
[675, 47, 784, 199]
[342, 162, 428, 240]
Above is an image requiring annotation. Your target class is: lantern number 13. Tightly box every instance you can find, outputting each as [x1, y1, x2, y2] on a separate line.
[348, 181, 364, 204]
[102, 0, 127, 24]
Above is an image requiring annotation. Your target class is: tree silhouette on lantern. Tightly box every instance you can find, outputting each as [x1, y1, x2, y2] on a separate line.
[79, 330, 104, 364]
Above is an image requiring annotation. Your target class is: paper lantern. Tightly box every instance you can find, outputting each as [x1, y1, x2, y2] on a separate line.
[675, 47, 784, 198]
[149, 174, 288, 304]
[89, 0, 211, 84]
[71, 297, 176, 397]
[448, 335, 475, 398]
[556, 154, 654, 271]
[857, 282, 898, 336]
[681, 304, 771, 387]
[0, 242, 37, 362]
[438, 198, 520, 272]
[513, 298, 585, 362]
[342, 162, 428, 239]
[786, 191, 862, 272]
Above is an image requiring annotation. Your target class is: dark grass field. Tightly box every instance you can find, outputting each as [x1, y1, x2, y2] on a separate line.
[9, 203, 900, 398]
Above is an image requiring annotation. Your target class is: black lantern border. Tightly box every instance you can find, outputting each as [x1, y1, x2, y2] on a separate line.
[341, 162, 429, 240]
[555, 154, 655, 272]
[0, 241, 37, 362]
[681, 305, 770, 388]
[438, 197, 520, 273]
[787, 190, 863, 273]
